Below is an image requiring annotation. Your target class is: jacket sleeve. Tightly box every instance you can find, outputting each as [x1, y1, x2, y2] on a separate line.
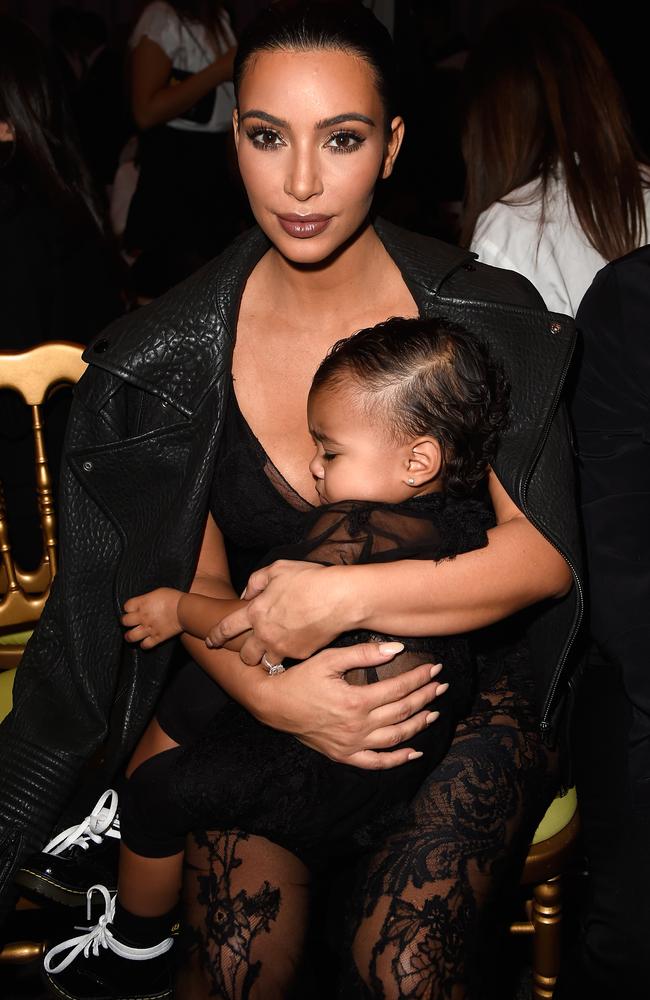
[571, 252, 650, 720]
[0, 367, 129, 917]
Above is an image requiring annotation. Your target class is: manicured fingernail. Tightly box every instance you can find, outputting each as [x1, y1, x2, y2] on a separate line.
[240, 587, 247, 599]
[205, 638, 213, 648]
[379, 642, 405, 655]
[426, 711, 440, 724]
[436, 682, 450, 695]
[407, 751, 423, 761]
[430, 663, 442, 678]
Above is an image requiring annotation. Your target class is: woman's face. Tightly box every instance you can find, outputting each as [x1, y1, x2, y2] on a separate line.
[234, 48, 403, 264]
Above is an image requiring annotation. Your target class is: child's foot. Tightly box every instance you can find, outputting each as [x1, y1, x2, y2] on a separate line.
[42, 885, 174, 1000]
[16, 789, 121, 906]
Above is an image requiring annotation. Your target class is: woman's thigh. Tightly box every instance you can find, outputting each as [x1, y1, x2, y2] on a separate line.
[347, 668, 559, 1000]
[177, 829, 311, 1000]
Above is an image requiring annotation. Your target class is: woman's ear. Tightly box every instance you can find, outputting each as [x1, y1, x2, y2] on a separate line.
[381, 115, 405, 180]
[403, 438, 443, 487]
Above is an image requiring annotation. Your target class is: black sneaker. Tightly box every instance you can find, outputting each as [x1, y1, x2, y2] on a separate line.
[42, 885, 174, 1000]
[16, 790, 121, 906]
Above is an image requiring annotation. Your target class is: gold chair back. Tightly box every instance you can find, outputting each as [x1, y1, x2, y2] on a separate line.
[0, 342, 86, 654]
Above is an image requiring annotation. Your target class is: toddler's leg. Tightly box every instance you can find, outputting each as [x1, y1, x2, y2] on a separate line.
[126, 717, 180, 777]
[42, 747, 196, 1000]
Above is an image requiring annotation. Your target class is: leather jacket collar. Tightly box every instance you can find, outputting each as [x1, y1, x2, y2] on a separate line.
[83, 220, 478, 419]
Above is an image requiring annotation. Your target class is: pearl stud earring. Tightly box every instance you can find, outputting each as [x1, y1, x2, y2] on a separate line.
[408, 477, 415, 485]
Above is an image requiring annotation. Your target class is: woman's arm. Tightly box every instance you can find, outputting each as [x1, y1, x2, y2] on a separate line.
[131, 35, 235, 131]
[179, 514, 445, 768]
[211, 471, 573, 663]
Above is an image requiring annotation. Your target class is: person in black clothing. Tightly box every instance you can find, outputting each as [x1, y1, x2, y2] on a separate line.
[43, 316, 510, 1000]
[0, 15, 123, 569]
[568, 245, 650, 999]
[75, 11, 131, 190]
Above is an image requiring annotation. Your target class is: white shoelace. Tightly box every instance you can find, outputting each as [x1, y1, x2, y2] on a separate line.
[43, 789, 121, 856]
[44, 884, 174, 974]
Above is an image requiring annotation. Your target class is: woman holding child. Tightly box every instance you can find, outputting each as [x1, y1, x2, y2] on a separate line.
[0, 4, 581, 998]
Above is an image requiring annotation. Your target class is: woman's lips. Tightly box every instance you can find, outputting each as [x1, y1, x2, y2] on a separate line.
[277, 214, 332, 238]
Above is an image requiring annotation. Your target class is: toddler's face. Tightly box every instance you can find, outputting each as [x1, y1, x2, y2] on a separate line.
[307, 386, 414, 505]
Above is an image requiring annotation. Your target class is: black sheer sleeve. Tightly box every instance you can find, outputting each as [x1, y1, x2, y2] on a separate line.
[262, 494, 494, 690]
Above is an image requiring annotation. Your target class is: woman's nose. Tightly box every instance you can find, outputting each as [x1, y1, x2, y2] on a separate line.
[284, 145, 324, 202]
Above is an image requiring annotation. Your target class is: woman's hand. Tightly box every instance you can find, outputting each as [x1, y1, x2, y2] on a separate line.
[122, 587, 182, 649]
[208, 560, 353, 664]
[248, 641, 445, 768]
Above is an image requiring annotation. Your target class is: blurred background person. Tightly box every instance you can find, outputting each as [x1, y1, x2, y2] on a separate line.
[124, 0, 247, 298]
[75, 9, 131, 194]
[460, 3, 650, 316]
[0, 14, 123, 569]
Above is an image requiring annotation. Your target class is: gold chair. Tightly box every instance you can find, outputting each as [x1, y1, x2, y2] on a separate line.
[0, 342, 86, 967]
[511, 788, 580, 999]
[0, 342, 86, 665]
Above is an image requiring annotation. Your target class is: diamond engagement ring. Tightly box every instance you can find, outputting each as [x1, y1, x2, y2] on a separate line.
[262, 654, 285, 675]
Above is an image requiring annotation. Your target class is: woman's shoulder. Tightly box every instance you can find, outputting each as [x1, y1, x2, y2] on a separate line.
[376, 217, 546, 312]
[473, 179, 546, 242]
[130, 1, 179, 51]
[81, 227, 269, 415]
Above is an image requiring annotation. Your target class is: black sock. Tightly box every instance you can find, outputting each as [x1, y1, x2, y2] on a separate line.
[112, 899, 179, 948]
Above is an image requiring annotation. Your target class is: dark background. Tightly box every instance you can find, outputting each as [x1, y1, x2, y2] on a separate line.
[1, 0, 647, 241]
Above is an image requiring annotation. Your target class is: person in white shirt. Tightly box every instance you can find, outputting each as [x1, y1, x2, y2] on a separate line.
[125, 1, 244, 294]
[460, 3, 650, 317]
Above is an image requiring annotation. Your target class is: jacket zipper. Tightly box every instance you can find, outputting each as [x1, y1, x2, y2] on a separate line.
[519, 345, 584, 738]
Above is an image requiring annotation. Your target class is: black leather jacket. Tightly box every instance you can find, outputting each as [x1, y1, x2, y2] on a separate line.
[0, 220, 582, 908]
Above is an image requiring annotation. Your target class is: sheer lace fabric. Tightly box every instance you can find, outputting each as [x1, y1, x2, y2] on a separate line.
[172, 386, 556, 998]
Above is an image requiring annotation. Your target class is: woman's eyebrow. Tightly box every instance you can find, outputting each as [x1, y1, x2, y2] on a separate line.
[239, 110, 376, 129]
[315, 111, 375, 130]
[316, 113, 376, 128]
[240, 110, 287, 127]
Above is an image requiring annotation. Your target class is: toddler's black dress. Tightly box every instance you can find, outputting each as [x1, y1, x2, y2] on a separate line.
[149, 386, 494, 870]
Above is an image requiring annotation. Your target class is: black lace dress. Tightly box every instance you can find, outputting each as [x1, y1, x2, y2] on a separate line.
[161, 385, 558, 999]
[157, 384, 494, 869]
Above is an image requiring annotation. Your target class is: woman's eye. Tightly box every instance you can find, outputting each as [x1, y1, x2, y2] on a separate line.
[246, 127, 284, 150]
[325, 131, 365, 153]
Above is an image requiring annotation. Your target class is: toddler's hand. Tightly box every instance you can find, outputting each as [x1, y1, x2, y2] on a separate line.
[122, 588, 183, 649]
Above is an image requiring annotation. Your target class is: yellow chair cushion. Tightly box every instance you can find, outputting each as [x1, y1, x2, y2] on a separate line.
[0, 667, 16, 723]
[0, 630, 33, 646]
[531, 787, 577, 844]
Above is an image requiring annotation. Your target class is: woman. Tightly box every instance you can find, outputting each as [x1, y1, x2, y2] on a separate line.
[0, 4, 580, 997]
[0, 15, 123, 568]
[461, 3, 650, 317]
[125, 0, 244, 293]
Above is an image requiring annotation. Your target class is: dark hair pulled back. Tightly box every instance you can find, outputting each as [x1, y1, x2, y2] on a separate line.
[312, 317, 509, 497]
[0, 15, 102, 230]
[234, 1, 397, 129]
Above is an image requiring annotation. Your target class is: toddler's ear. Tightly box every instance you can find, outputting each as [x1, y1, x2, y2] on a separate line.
[402, 438, 443, 487]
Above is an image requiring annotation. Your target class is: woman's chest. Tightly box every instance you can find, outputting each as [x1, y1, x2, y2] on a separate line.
[231, 332, 332, 505]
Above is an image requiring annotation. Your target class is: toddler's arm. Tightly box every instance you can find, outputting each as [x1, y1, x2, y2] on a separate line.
[122, 588, 247, 651]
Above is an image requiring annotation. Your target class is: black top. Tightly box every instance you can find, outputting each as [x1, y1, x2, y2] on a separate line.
[210, 379, 313, 594]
